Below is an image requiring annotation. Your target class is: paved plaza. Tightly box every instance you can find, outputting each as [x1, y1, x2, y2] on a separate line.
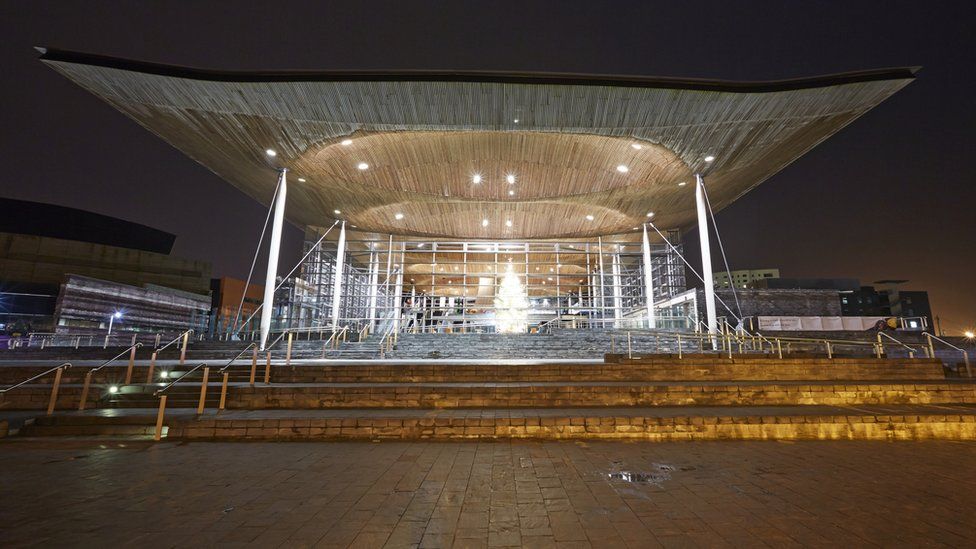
[1, 440, 975, 548]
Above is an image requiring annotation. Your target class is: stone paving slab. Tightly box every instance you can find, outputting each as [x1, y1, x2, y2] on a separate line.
[0, 439, 974, 547]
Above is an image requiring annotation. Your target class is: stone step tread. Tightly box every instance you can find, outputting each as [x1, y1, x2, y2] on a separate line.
[28, 403, 976, 423]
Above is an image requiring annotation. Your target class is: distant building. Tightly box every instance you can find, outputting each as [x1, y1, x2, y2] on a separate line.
[750, 276, 933, 329]
[713, 269, 780, 289]
[210, 277, 265, 335]
[0, 198, 211, 334]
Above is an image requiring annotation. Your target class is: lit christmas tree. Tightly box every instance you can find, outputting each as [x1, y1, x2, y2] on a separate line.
[494, 265, 528, 333]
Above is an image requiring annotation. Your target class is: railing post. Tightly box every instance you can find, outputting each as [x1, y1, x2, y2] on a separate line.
[46, 366, 64, 415]
[677, 334, 682, 359]
[219, 372, 229, 411]
[153, 395, 167, 441]
[264, 352, 271, 384]
[146, 351, 158, 383]
[611, 334, 615, 355]
[627, 332, 632, 359]
[196, 367, 210, 414]
[286, 332, 293, 367]
[125, 345, 137, 385]
[776, 339, 783, 359]
[825, 340, 833, 359]
[963, 351, 972, 379]
[250, 347, 258, 385]
[179, 331, 189, 366]
[875, 334, 883, 359]
[74, 337, 80, 350]
[78, 371, 93, 411]
[154, 333, 161, 348]
[926, 333, 935, 360]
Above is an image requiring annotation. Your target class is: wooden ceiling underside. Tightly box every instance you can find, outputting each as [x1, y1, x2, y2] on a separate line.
[40, 51, 915, 240]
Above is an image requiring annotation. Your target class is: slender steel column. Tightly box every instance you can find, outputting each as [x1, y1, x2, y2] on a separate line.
[393, 244, 405, 333]
[367, 249, 379, 329]
[330, 221, 347, 328]
[259, 169, 287, 351]
[611, 250, 623, 326]
[695, 173, 718, 342]
[597, 237, 607, 321]
[642, 224, 657, 329]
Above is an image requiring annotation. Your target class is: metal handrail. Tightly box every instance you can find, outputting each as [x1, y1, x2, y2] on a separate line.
[0, 362, 71, 393]
[218, 343, 258, 373]
[154, 363, 207, 396]
[923, 332, 965, 352]
[88, 343, 143, 374]
[923, 331, 972, 378]
[377, 323, 398, 356]
[156, 329, 193, 352]
[877, 331, 922, 357]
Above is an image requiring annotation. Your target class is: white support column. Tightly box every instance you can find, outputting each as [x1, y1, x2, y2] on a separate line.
[611, 250, 623, 326]
[642, 224, 657, 329]
[330, 221, 347, 329]
[260, 169, 287, 351]
[367, 249, 379, 330]
[695, 173, 718, 344]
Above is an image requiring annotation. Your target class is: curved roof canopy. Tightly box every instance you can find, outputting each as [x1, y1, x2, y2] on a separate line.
[38, 48, 916, 240]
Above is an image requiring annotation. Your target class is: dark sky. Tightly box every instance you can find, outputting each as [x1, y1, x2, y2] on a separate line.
[1, 1, 974, 334]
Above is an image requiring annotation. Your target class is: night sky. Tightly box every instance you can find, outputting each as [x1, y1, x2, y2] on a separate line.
[1, 2, 973, 334]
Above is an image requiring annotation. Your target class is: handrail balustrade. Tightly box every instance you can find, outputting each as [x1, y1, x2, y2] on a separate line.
[0, 362, 71, 415]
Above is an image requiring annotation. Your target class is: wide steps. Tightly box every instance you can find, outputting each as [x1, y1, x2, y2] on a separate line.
[225, 380, 976, 409]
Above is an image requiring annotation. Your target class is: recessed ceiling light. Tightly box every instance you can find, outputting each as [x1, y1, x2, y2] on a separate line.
[505, 220, 512, 227]
[646, 212, 655, 217]
[472, 174, 482, 184]
[357, 162, 369, 170]
[631, 143, 642, 150]
[394, 213, 404, 220]
[334, 209, 341, 215]
[482, 219, 489, 227]
[704, 155, 715, 162]
[297, 177, 306, 182]
[508, 190, 515, 196]
[585, 215, 594, 221]
[341, 139, 353, 146]
[616, 165, 629, 173]
[506, 174, 516, 184]
[418, 243, 425, 248]
[678, 181, 687, 187]
[265, 149, 277, 157]
[513, 118, 519, 123]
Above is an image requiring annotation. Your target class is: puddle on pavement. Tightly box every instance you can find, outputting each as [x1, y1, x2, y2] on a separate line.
[606, 463, 676, 487]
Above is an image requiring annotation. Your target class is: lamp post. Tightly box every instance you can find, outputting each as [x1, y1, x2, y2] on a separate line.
[107, 311, 122, 335]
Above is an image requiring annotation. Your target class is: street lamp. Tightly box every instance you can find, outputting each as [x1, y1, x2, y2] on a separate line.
[107, 311, 122, 335]
[965, 330, 975, 339]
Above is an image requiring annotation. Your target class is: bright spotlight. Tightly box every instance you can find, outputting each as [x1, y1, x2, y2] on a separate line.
[108, 386, 119, 394]
[265, 149, 277, 157]
[616, 165, 629, 173]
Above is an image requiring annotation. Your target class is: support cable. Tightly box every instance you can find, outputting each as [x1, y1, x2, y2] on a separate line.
[648, 221, 742, 324]
[231, 179, 280, 333]
[700, 184, 743, 320]
[237, 220, 339, 331]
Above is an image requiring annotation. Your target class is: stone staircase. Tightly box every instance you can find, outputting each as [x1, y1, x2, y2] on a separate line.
[387, 330, 705, 360]
[4, 351, 975, 442]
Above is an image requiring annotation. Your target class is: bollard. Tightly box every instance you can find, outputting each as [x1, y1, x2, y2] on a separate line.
[179, 331, 189, 366]
[286, 332, 294, 367]
[78, 371, 93, 411]
[219, 372, 229, 411]
[46, 366, 64, 416]
[196, 367, 210, 414]
[264, 352, 271, 384]
[250, 347, 258, 386]
[125, 345, 137, 385]
[146, 351, 158, 383]
[153, 395, 167, 441]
